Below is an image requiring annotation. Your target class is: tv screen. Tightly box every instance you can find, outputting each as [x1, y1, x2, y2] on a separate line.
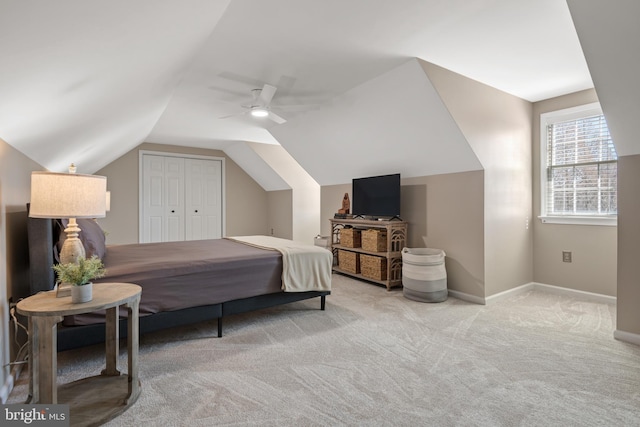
[352, 173, 401, 218]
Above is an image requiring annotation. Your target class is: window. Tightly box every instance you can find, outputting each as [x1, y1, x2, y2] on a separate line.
[540, 103, 617, 226]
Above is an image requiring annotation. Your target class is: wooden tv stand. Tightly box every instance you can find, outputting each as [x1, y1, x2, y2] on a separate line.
[330, 218, 407, 290]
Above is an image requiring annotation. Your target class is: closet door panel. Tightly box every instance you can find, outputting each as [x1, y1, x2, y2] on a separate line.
[148, 216, 163, 243]
[203, 160, 222, 239]
[142, 155, 185, 242]
[143, 155, 166, 243]
[164, 157, 185, 242]
[185, 158, 222, 240]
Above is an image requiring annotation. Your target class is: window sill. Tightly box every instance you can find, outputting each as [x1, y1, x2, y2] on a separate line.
[538, 216, 617, 226]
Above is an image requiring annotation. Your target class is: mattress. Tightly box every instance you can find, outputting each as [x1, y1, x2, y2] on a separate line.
[64, 238, 282, 326]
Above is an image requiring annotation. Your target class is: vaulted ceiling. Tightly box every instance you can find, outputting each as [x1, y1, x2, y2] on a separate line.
[3, 0, 632, 190]
[566, 0, 640, 158]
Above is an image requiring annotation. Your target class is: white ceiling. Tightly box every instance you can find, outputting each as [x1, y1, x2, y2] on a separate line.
[0, 0, 595, 185]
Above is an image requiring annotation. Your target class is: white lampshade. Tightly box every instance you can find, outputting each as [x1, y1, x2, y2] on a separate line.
[29, 171, 107, 219]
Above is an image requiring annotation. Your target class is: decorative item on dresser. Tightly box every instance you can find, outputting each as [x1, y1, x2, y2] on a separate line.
[330, 217, 407, 290]
[338, 192, 350, 214]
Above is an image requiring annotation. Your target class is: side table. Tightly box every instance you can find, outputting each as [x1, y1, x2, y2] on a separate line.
[16, 282, 142, 426]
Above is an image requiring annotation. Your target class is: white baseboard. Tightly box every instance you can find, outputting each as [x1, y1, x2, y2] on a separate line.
[455, 282, 617, 306]
[451, 282, 539, 306]
[484, 283, 536, 305]
[531, 282, 616, 305]
[614, 330, 640, 346]
[447, 289, 486, 305]
[0, 373, 14, 404]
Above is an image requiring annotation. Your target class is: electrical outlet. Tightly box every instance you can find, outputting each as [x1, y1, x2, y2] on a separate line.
[562, 251, 572, 263]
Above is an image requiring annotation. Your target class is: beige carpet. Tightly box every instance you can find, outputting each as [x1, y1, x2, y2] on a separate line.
[8, 274, 640, 426]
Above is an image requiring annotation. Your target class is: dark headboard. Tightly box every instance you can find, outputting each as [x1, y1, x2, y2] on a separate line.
[26, 204, 57, 294]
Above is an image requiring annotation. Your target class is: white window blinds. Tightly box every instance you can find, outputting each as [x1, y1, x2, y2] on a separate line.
[545, 113, 617, 216]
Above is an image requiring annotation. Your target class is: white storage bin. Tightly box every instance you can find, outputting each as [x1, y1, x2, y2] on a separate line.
[402, 247, 447, 302]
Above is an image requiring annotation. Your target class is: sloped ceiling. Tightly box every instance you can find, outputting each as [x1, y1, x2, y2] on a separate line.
[567, 0, 640, 157]
[1, 0, 593, 186]
[271, 59, 482, 186]
[0, 0, 231, 174]
[224, 142, 289, 191]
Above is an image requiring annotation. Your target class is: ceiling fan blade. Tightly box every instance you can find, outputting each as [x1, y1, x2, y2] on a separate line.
[219, 111, 246, 119]
[217, 71, 264, 88]
[258, 84, 277, 105]
[268, 111, 287, 124]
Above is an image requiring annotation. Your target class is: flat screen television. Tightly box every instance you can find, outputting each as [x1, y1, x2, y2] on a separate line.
[352, 173, 401, 219]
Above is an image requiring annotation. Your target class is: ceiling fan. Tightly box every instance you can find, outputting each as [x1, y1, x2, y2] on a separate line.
[219, 83, 287, 124]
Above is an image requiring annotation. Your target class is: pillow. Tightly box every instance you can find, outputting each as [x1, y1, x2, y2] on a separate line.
[57, 218, 107, 261]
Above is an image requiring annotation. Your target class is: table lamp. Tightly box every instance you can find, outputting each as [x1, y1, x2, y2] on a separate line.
[29, 165, 107, 296]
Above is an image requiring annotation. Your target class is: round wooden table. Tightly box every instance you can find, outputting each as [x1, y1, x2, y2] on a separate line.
[17, 283, 142, 426]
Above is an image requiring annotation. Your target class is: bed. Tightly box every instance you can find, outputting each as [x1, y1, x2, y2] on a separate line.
[25, 213, 331, 351]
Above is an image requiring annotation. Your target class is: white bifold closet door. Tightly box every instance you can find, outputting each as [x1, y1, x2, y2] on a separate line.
[184, 158, 222, 241]
[141, 154, 222, 243]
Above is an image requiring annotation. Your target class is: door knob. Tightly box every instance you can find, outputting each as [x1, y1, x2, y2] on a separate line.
[171, 210, 175, 213]
[195, 210, 198, 213]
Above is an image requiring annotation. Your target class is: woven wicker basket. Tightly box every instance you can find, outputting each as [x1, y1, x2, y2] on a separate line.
[362, 229, 387, 252]
[340, 228, 361, 248]
[361, 254, 387, 280]
[338, 250, 360, 273]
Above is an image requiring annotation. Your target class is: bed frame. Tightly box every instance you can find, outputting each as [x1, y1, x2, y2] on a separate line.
[25, 214, 329, 351]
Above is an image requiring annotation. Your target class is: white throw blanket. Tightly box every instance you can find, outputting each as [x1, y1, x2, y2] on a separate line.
[226, 236, 332, 292]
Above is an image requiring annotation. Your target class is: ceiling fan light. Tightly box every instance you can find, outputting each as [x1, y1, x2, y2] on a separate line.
[251, 108, 268, 118]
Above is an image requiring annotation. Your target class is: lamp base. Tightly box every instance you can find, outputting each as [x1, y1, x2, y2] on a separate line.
[56, 282, 72, 298]
[60, 218, 86, 264]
